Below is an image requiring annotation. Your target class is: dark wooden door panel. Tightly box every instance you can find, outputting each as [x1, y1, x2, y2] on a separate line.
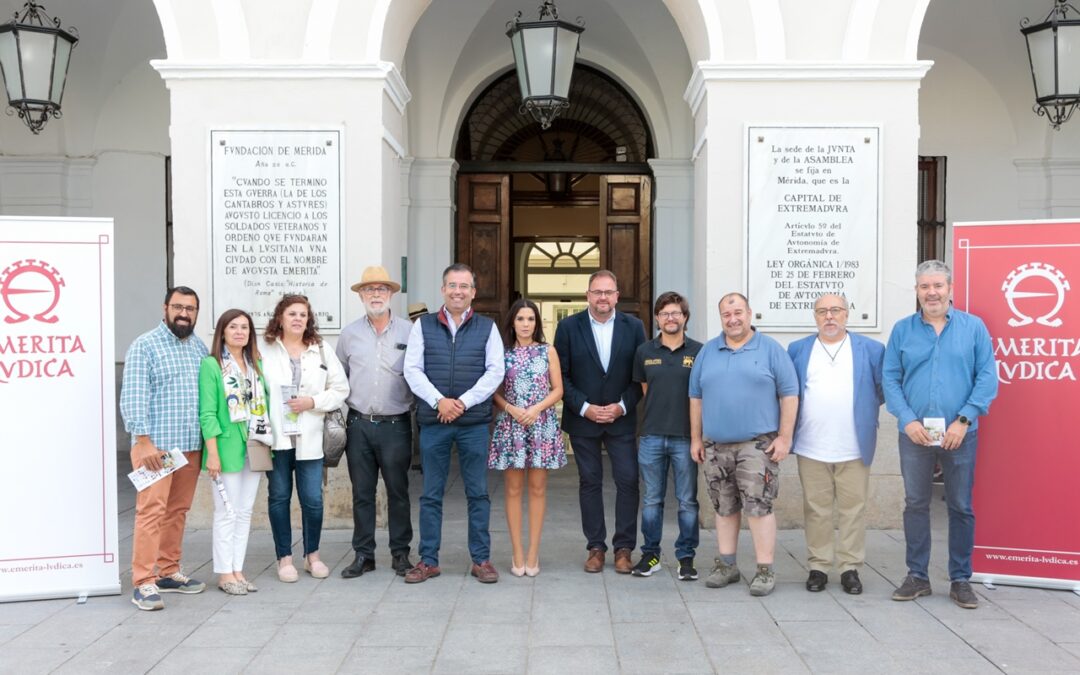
[599, 175, 652, 333]
[457, 174, 511, 323]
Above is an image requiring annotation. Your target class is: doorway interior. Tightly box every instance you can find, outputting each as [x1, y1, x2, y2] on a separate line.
[454, 65, 655, 334]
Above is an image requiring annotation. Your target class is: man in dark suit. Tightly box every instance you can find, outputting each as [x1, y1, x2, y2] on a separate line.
[554, 270, 646, 574]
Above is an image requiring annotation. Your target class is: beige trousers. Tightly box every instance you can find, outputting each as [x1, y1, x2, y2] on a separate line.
[797, 455, 870, 573]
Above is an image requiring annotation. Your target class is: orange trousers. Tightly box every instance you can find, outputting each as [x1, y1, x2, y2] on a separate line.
[131, 451, 201, 587]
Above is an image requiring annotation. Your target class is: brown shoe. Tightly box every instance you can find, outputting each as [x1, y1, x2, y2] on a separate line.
[584, 547, 605, 573]
[614, 548, 634, 574]
[404, 562, 441, 584]
[471, 560, 499, 584]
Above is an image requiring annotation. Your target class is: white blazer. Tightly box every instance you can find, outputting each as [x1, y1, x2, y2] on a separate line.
[259, 337, 349, 459]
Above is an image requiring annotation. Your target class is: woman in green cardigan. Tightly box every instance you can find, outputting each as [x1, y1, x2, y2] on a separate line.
[199, 308, 272, 596]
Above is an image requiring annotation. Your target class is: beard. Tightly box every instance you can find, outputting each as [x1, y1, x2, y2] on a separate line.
[167, 317, 194, 339]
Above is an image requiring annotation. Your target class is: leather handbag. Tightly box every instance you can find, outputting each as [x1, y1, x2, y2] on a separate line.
[318, 343, 348, 467]
[246, 438, 273, 471]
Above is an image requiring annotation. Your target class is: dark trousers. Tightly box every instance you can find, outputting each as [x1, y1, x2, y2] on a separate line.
[345, 412, 414, 558]
[571, 432, 639, 552]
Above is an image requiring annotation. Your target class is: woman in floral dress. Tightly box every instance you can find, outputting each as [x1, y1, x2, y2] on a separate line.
[489, 298, 566, 577]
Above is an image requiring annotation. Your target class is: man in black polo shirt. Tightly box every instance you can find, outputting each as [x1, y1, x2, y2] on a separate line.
[631, 291, 703, 580]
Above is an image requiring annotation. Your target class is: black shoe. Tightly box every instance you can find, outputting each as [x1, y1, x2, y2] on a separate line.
[631, 554, 661, 577]
[341, 553, 376, 579]
[391, 552, 413, 577]
[840, 570, 863, 595]
[678, 557, 698, 581]
[950, 581, 979, 609]
[806, 570, 828, 592]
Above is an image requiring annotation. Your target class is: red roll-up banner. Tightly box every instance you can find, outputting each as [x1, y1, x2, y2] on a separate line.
[954, 220, 1080, 590]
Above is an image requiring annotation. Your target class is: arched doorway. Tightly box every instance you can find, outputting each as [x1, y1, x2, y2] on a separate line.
[454, 65, 654, 332]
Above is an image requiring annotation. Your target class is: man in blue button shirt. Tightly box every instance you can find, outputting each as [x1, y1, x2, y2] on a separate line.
[689, 293, 799, 596]
[883, 260, 997, 609]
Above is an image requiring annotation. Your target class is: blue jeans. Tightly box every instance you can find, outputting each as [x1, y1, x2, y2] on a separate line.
[638, 435, 699, 560]
[267, 449, 324, 559]
[418, 423, 491, 566]
[898, 431, 978, 581]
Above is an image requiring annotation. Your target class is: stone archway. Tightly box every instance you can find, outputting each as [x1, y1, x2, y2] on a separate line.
[454, 65, 657, 330]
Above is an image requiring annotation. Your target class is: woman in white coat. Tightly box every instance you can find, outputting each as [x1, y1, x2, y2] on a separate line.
[260, 294, 349, 582]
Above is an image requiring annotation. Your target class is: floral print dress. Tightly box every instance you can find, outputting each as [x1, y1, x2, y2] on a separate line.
[488, 343, 567, 470]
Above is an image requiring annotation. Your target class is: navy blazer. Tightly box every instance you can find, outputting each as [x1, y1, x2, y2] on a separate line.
[554, 309, 646, 437]
[787, 332, 885, 465]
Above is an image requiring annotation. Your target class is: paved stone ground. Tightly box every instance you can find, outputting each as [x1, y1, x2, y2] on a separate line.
[4, 456, 1080, 674]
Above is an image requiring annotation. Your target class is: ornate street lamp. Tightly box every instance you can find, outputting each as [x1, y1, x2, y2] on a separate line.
[506, 1, 583, 130]
[1021, 0, 1080, 129]
[0, 1, 78, 134]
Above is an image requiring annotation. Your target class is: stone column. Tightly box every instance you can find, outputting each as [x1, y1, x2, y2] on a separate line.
[406, 158, 457, 310]
[648, 159, 695, 311]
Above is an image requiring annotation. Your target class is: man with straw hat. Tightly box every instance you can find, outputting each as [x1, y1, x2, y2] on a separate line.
[336, 265, 416, 578]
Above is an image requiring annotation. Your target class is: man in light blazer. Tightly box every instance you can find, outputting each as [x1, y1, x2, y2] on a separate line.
[787, 293, 885, 595]
[554, 270, 646, 574]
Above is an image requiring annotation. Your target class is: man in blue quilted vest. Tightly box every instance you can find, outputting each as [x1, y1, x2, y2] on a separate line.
[403, 263, 505, 583]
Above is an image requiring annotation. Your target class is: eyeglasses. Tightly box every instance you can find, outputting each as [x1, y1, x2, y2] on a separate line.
[169, 303, 198, 314]
[588, 289, 618, 297]
[814, 307, 848, 317]
[445, 282, 474, 291]
[658, 311, 683, 319]
[361, 285, 392, 295]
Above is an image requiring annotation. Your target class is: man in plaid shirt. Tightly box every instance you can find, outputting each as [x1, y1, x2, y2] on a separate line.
[120, 286, 209, 610]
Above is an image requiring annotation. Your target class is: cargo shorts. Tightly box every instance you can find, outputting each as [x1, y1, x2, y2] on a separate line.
[702, 433, 780, 517]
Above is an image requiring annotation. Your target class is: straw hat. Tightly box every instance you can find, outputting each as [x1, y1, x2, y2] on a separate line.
[350, 265, 401, 293]
[407, 302, 429, 320]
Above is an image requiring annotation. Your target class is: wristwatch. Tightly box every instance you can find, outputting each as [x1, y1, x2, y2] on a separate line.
[957, 415, 971, 426]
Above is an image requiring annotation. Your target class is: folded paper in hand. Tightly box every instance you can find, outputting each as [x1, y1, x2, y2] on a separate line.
[128, 448, 188, 491]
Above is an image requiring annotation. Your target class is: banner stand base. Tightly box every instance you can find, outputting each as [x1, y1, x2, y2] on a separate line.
[972, 572, 1080, 593]
[0, 584, 121, 604]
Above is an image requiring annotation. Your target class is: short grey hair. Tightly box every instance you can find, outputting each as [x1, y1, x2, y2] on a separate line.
[813, 293, 849, 310]
[916, 259, 952, 283]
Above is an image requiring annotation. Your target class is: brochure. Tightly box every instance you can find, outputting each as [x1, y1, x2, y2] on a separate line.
[128, 448, 188, 492]
[281, 384, 301, 435]
[924, 417, 946, 446]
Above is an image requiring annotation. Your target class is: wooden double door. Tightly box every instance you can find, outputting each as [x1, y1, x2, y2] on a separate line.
[456, 172, 653, 332]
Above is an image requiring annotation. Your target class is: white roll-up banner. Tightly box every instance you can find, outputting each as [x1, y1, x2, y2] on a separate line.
[0, 217, 119, 602]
